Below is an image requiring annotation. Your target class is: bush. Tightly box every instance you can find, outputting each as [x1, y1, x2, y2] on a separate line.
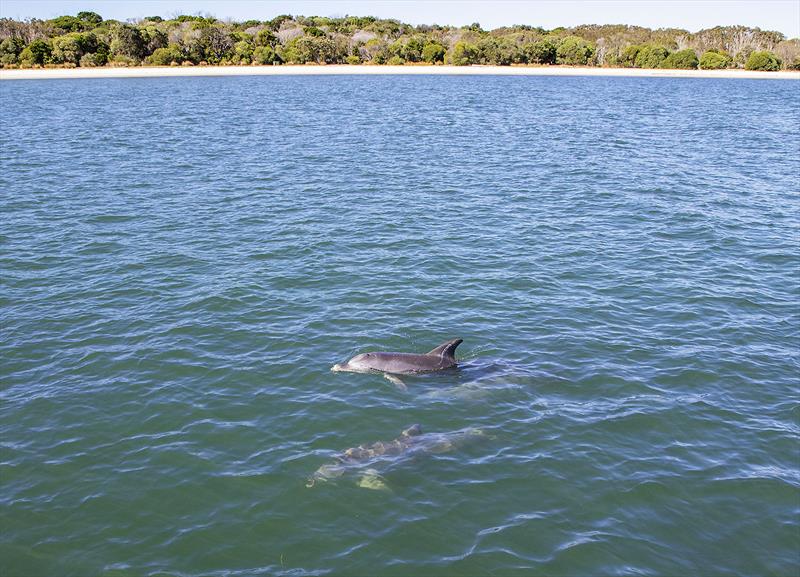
[525, 39, 556, 64]
[232, 40, 254, 64]
[745, 50, 781, 71]
[556, 36, 594, 65]
[387, 55, 404, 65]
[51, 32, 103, 65]
[449, 41, 479, 65]
[634, 44, 669, 68]
[660, 49, 698, 69]
[618, 44, 641, 67]
[146, 44, 184, 65]
[252, 45, 280, 64]
[79, 52, 106, 67]
[421, 42, 445, 63]
[19, 39, 52, 67]
[699, 50, 731, 69]
[346, 54, 361, 65]
[787, 56, 800, 70]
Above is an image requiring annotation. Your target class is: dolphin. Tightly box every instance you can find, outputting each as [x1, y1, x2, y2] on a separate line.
[331, 338, 463, 389]
[306, 424, 488, 490]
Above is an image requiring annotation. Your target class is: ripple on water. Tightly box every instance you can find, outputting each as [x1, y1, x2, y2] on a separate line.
[1, 75, 798, 577]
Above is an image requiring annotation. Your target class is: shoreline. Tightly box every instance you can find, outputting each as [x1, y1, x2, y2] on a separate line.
[2, 64, 798, 81]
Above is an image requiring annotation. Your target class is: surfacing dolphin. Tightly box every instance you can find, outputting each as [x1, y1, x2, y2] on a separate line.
[306, 423, 488, 490]
[331, 338, 463, 389]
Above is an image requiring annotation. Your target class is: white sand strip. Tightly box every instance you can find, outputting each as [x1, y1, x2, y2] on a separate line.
[2, 65, 798, 81]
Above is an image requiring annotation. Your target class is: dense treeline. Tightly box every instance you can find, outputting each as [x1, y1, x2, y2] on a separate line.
[1, 12, 798, 71]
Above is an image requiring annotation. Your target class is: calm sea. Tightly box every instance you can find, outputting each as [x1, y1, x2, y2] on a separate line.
[1, 75, 799, 577]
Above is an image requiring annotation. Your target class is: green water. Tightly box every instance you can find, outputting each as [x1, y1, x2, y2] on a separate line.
[1, 75, 799, 576]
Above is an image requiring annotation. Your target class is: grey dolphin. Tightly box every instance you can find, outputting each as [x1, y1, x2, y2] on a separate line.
[331, 338, 463, 388]
[306, 424, 488, 489]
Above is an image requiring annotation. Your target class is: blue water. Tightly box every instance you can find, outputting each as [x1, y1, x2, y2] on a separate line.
[1, 75, 799, 576]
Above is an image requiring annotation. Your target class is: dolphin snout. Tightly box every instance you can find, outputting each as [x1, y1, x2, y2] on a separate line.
[331, 363, 345, 372]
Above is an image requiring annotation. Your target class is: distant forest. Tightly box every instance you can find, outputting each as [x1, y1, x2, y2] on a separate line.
[1, 12, 798, 71]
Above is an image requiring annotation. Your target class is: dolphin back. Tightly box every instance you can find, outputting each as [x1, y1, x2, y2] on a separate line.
[426, 338, 463, 361]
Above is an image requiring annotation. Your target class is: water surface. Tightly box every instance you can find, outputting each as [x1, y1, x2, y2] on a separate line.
[1, 75, 799, 576]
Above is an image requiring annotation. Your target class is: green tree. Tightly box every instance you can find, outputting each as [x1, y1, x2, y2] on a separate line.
[0, 37, 24, 65]
[525, 39, 556, 64]
[110, 24, 146, 61]
[556, 36, 594, 65]
[232, 39, 254, 63]
[77, 11, 103, 26]
[19, 39, 52, 67]
[745, 50, 781, 71]
[619, 44, 641, 67]
[252, 45, 280, 64]
[449, 41, 479, 65]
[698, 49, 731, 69]
[146, 43, 184, 65]
[49, 15, 89, 33]
[634, 44, 669, 68]
[51, 32, 102, 65]
[421, 42, 445, 63]
[660, 48, 698, 69]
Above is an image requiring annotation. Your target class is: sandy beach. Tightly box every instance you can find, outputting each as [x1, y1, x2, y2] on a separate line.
[2, 64, 798, 81]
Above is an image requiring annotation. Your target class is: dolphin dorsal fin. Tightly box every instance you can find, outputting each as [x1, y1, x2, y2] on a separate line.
[426, 338, 463, 360]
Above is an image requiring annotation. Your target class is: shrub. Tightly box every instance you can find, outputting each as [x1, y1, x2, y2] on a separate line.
[346, 54, 361, 65]
[660, 49, 698, 69]
[525, 39, 556, 64]
[619, 44, 641, 67]
[634, 44, 669, 68]
[787, 56, 800, 70]
[146, 44, 184, 65]
[51, 32, 102, 65]
[387, 55, 404, 65]
[232, 40, 254, 64]
[79, 52, 106, 67]
[556, 36, 594, 65]
[252, 45, 280, 64]
[421, 42, 445, 63]
[699, 50, 731, 69]
[19, 39, 52, 67]
[449, 41, 479, 65]
[745, 50, 781, 71]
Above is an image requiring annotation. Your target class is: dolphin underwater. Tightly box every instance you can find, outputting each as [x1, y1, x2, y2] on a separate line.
[306, 423, 488, 490]
[331, 338, 463, 389]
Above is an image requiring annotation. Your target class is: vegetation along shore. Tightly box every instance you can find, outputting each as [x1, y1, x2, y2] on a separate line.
[1, 11, 799, 73]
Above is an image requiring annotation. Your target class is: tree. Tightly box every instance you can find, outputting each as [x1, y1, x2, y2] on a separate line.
[0, 37, 24, 65]
[77, 12, 103, 26]
[556, 36, 594, 65]
[146, 43, 184, 65]
[18, 39, 51, 66]
[525, 39, 556, 64]
[619, 44, 641, 67]
[449, 41, 478, 65]
[421, 42, 445, 63]
[232, 39, 254, 63]
[252, 44, 280, 64]
[698, 49, 731, 69]
[660, 48, 698, 69]
[634, 44, 669, 68]
[110, 24, 146, 61]
[745, 50, 781, 71]
[51, 32, 102, 65]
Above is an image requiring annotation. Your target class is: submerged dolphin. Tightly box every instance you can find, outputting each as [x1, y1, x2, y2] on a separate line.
[331, 338, 463, 388]
[306, 424, 488, 490]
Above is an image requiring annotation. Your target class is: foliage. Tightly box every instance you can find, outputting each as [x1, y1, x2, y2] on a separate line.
[449, 41, 478, 65]
[421, 42, 445, 63]
[252, 45, 280, 64]
[525, 39, 556, 64]
[18, 38, 51, 66]
[634, 44, 669, 68]
[698, 49, 731, 69]
[744, 50, 781, 71]
[556, 36, 594, 65]
[660, 48, 698, 69]
[146, 43, 183, 65]
[4, 12, 797, 70]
